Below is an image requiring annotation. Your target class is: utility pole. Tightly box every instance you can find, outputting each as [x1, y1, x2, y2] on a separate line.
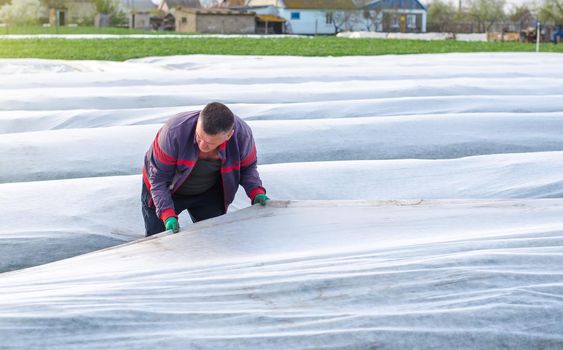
[132, 0, 136, 29]
[536, 21, 540, 52]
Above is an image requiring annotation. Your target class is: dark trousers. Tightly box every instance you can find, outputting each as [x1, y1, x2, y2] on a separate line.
[141, 181, 226, 237]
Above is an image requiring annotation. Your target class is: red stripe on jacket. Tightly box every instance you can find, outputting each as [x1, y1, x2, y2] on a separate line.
[154, 132, 197, 168]
[221, 145, 257, 173]
[240, 145, 257, 167]
[221, 164, 240, 173]
[249, 187, 266, 202]
[153, 132, 176, 165]
[142, 166, 152, 191]
[160, 208, 177, 222]
[177, 159, 196, 167]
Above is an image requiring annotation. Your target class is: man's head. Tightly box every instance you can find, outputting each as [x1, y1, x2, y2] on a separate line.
[195, 102, 235, 153]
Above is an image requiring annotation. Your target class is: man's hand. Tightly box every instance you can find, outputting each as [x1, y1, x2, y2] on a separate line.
[253, 194, 270, 206]
[165, 217, 179, 233]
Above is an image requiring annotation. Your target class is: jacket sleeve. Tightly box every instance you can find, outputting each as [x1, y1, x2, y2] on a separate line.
[238, 124, 266, 202]
[147, 124, 178, 221]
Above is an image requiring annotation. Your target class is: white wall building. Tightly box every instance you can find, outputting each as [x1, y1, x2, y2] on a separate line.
[245, 0, 361, 35]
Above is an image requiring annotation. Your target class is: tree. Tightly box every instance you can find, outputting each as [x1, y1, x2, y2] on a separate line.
[0, 0, 41, 25]
[538, 0, 563, 25]
[359, 8, 383, 31]
[427, 0, 457, 32]
[94, 0, 127, 27]
[508, 4, 534, 30]
[352, 0, 382, 31]
[467, 0, 506, 32]
[95, 0, 115, 14]
[332, 9, 361, 32]
[39, 0, 67, 9]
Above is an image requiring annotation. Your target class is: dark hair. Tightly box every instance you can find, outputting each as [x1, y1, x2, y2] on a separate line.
[200, 102, 235, 135]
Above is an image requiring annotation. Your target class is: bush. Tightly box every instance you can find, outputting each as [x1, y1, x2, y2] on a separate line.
[95, 0, 114, 14]
[80, 15, 95, 26]
[109, 9, 127, 27]
[0, 0, 41, 25]
[94, 0, 127, 27]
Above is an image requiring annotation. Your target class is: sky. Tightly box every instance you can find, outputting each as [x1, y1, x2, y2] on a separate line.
[0, 52, 563, 348]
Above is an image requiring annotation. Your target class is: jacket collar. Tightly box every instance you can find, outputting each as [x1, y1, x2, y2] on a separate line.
[217, 142, 227, 160]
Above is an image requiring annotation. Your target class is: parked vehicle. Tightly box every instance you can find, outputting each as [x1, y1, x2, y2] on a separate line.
[519, 26, 546, 43]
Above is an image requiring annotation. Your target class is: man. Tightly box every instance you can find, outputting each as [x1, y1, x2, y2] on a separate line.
[141, 102, 269, 236]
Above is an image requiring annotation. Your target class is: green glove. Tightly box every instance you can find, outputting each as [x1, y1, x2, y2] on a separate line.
[165, 217, 179, 233]
[253, 193, 270, 206]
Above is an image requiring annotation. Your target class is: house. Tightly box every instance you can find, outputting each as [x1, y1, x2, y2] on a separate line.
[244, 0, 362, 34]
[175, 8, 256, 33]
[158, 0, 201, 14]
[364, 0, 427, 33]
[122, 0, 158, 29]
[40, 0, 96, 25]
[213, 0, 287, 34]
[66, 0, 97, 24]
[49, 6, 68, 27]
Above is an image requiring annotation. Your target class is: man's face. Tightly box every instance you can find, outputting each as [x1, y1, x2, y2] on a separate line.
[195, 120, 233, 153]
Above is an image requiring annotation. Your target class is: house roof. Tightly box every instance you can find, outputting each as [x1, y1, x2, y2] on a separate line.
[282, 0, 358, 10]
[365, 0, 426, 11]
[162, 0, 201, 9]
[176, 7, 255, 15]
[121, 0, 157, 13]
[256, 14, 286, 22]
[221, 0, 247, 6]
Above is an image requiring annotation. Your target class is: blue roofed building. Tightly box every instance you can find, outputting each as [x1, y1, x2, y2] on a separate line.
[364, 0, 427, 32]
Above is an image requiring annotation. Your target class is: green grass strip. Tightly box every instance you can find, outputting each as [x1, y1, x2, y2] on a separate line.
[0, 36, 562, 61]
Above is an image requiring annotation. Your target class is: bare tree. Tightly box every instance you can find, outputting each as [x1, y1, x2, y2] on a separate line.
[467, 0, 506, 32]
[353, 0, 382, 31]
[332, 9, 358, 32]
[508, 4, 534, 30]
[427, 0, 457, 32]
[361, 8, 383, 31]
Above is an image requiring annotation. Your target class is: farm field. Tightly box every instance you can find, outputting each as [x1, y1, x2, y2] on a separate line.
[0, 52, 563, 348]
